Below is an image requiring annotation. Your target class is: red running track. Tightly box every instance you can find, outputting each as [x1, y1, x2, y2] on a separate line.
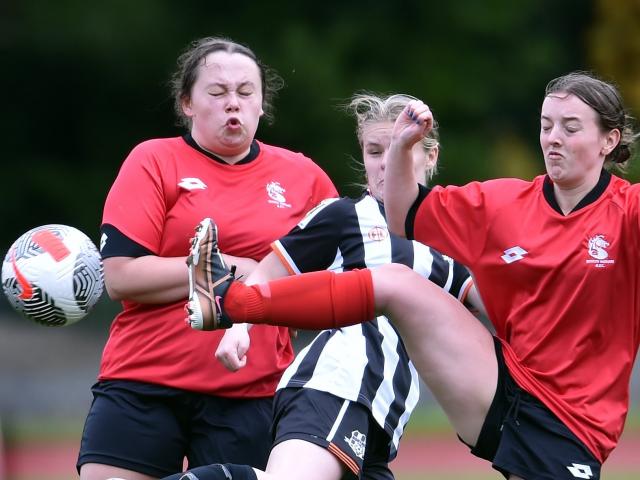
[3, 433, 639, 477]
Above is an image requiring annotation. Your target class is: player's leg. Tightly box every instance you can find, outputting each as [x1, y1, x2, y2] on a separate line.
[267, 388, 390, 480]
[263, 440, 344, 480]
[185, 218, 374, 331]
[195, 259, 496, 447]
[81, 463, 156, 480]
[372, 263, 498, 447]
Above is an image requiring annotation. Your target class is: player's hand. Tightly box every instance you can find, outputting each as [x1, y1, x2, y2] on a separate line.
[391, 100, 433, 150]
[215, 324, 250, 371]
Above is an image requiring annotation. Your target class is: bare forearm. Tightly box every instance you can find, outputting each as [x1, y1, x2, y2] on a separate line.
[105, 252, 260, 304]
[245, 251, 290, 285]
[384, 142, 420, 237]
[104, 256, 189, 303]
[222, 254, 258, 280]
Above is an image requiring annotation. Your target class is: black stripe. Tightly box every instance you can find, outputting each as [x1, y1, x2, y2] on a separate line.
[357, 320, 385, 409]
[427, 249, 449, 288]
[384, 335, 414, 446]
[339, 197, 368, 270]
[390, 234, 414, 266]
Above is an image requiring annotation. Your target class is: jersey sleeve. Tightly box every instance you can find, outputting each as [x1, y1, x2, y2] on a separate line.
[101, 142, 171, 255]
[408, 182, 492, 267]
[272, 198, 344, 274]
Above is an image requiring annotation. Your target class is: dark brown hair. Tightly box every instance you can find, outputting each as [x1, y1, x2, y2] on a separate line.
[170, 37, 284, 128]
[545, 71, 639, 171]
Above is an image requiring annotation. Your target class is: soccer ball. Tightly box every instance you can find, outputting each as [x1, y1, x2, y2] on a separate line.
[1, 224, 104, 326]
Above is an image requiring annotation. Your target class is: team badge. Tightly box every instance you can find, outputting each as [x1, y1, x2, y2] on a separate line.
[266, 181, 291, 208]
[368, 226, 388, 241]
[344, 430, 366, 460]
[586, 234, 614, 268]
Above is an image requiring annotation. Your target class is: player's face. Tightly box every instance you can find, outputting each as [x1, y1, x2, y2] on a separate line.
[182, 51, 264, 162]
[362, 122, 429, 202]
[540, 93, 613, 188]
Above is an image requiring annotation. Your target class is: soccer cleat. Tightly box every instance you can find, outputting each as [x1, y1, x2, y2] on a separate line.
[185, 218, 236, 330]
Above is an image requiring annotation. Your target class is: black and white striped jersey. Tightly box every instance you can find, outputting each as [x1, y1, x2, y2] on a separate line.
[272, 192, 472, 459]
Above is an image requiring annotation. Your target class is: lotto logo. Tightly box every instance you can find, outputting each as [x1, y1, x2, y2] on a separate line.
[501, 246, 528, 264]
[567, 463, 593, 479]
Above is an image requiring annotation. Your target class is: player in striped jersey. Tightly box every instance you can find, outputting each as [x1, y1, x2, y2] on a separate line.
[169, 94, 485, 480]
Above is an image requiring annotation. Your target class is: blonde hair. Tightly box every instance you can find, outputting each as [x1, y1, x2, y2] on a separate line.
[345, 92, 440, 183]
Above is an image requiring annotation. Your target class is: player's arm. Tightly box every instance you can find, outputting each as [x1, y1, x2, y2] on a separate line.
[244, 251, 290, 285]
[104, 256, 188, 304]
[384, 100, 434, 237]
[102, 225, 257, 304]
[105, 254, 258, 304]
[465, 283, 487, 319]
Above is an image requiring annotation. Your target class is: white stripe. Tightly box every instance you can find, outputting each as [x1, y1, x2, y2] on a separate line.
[356, 196, 393, 266]
[443, 255, 454, 292]
[412, 242, 434, 279]
[327, 399, 351, 442]
[371, 317, 400, 427]
[304, 327, 368, 401]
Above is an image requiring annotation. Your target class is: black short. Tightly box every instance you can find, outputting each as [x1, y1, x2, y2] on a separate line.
[77, 380, 273, 477]
[469, 337, 602, 480]
[272, 388, 394, 480]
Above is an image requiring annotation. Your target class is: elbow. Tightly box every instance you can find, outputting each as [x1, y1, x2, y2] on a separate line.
[105, 283, 126, 301]
[104, 275, 129, 301]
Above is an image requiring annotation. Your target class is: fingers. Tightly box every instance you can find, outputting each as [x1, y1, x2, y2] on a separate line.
[215, 326, 250, 372]
[405, 100, 433, 128]
[215, 347, 247, 371]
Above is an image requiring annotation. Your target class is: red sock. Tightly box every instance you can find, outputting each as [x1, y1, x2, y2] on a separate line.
[224, 269, 374, 329]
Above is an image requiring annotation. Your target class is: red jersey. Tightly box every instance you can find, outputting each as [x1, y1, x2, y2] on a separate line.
[100, 136, 337, 397]
[411, 172, 640, 462]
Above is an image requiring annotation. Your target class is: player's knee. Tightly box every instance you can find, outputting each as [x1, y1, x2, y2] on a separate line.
[371, 263, 416, 308]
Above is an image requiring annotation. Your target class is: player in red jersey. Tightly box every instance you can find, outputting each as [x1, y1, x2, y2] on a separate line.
[76, 37, 336, 480]
[185, 72, 639, 480]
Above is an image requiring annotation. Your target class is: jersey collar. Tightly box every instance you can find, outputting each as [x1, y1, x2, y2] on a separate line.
[183, 133, 260, 165]
[542, 169, 611, 215]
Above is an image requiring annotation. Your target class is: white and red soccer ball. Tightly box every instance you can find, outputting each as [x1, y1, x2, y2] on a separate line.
[2, 224, 104, 326]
